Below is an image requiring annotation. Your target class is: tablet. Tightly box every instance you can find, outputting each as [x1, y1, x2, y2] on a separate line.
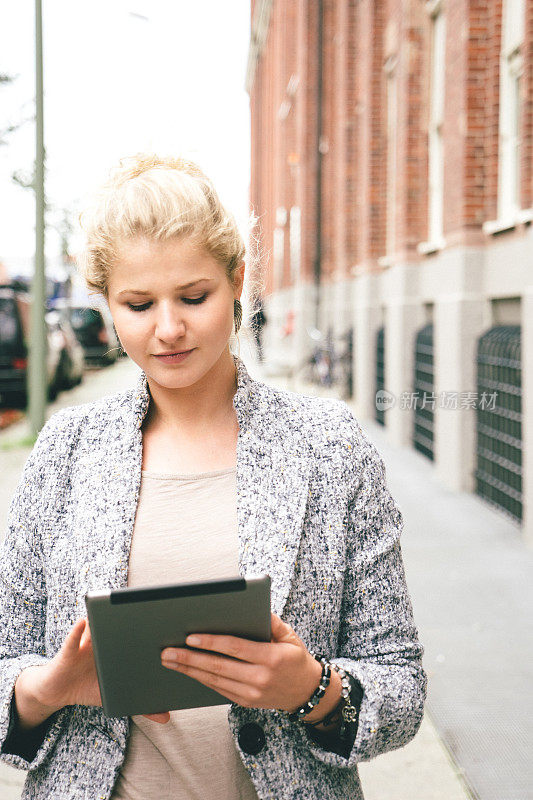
[85, 574, 271, 717]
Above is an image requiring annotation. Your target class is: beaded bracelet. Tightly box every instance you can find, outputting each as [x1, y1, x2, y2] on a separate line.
[305, 656, 360, 741]
[287, 654, 332, 722]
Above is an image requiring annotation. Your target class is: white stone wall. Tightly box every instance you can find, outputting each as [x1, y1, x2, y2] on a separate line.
[265, 235, 533, 545]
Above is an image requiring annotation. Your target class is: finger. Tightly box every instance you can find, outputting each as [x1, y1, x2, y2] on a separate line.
[161, 648, 255, 683]
[80, 618, 93, 649]
[270, 613, 304, 647]
[62, 618, 86, 653]
[270, 613, 291, 641]
[143, 712, 170, 724]
[177, 634, 272, 665]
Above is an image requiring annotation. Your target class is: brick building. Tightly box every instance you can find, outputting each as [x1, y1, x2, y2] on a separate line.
[246, 0, 533, 544]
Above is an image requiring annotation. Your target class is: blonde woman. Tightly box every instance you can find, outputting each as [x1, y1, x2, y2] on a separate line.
[0, 155, 426, 800]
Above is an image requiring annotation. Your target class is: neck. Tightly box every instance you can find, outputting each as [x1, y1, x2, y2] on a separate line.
[144, 350, 238, 432]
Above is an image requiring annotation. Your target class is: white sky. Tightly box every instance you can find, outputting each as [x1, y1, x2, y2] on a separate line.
[0, 0, 251, 279]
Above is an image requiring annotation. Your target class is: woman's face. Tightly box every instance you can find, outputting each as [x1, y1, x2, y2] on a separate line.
[106, 236, 244, 391]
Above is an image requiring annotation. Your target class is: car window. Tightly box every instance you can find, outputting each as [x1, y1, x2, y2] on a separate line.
[0, 298, 19, 345]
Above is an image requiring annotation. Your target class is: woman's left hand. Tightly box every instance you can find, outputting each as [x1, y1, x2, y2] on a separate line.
[160, 613, 323, 715]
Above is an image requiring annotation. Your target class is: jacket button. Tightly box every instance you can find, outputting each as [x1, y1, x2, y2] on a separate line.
[238, 722, 266, 755]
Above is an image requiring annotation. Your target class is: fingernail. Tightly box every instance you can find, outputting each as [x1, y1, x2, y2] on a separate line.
[186, 635, 200, 646]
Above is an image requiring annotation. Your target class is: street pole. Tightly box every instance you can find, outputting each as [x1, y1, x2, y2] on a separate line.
[29, 0, 47, 436]
[313, 0, 323, 332]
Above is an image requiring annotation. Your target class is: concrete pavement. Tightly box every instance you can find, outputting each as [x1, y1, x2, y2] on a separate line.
[353, 412, 533, 800]
[0, 350, 483, 799]
[254, 344, 533, 800]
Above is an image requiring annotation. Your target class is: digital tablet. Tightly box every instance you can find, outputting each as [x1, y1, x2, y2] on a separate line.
[85, 574, 271, 717]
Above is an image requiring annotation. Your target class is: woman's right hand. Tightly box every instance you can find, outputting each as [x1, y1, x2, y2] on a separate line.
[15, 618, 170, 730]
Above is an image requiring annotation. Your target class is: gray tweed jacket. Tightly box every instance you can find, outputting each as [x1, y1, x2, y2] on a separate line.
[0, 355, 426, 800]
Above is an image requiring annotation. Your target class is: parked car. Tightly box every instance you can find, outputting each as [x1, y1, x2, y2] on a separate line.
[0, 286, 63, 409]
[45, 308, 84, 391]
[65, 303, 121, 366]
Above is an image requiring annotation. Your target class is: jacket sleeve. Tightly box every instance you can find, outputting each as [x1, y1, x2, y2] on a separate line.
[305, 408, 427, 769]
[0, 413, 72, 771]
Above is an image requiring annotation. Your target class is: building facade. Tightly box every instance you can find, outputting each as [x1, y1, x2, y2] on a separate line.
[246, 0, 533, 545]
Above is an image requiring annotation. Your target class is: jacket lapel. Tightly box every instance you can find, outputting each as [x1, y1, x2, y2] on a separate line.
[73, 398, 144, 601]
[236, 430, 310, 616]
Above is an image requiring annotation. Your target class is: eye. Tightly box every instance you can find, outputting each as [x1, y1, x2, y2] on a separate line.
[127, 302, 152, 312]
[182, 294, 207, 305]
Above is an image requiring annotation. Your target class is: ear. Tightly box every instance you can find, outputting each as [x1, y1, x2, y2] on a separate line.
[233, 260, 245, 299]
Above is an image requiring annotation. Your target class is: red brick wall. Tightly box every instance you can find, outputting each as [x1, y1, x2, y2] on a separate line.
[345, 0, 358, 268]
[466, 0, 494, 228]
[521, 0, 533, 209]
[321, 0, 337, 280]
[249, 0, 322, 294]
[248, 0, 533, 289]
[402, 2, 428, 257]
[482, 0, 503, 223]
[351, 0, 386, 269]
[442, 0, 467, 240]
[334, 0, 348, 279]
[294, 0, 314, 285]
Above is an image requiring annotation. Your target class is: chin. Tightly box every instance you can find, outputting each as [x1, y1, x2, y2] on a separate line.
[149, 364, 204, 389]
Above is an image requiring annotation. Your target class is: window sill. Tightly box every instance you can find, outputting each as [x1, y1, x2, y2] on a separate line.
[483, 217, 517, 235]
[417, 238, 445, 255]
[517, 207, 533, 224]
[482, 210, 533, 234]
[483, 208, 533, 231]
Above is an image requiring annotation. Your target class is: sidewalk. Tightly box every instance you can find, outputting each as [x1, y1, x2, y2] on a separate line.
[253, 347, 532, 800]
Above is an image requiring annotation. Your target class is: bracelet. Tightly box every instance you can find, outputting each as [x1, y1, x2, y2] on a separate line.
[335, 665, 360, 741]
[287, 654, 331, 722]
[304, 658, 360, 741]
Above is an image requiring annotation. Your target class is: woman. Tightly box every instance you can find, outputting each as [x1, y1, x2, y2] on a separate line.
[0, 155, 426, 800]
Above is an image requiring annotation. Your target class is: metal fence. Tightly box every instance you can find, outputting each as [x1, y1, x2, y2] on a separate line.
[413, 323, 435, 461]
[475, 325, 522, 524]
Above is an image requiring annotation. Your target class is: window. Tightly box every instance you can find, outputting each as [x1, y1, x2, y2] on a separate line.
[428, 6, 445, 245]
[385, 56, 398, 260]
[0, 299, 18, 346]
[419, 1, 446, 254]
[497, 0, 524, 220]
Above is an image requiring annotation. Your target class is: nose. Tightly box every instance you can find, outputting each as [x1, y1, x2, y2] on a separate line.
[154, 302, 186, 343]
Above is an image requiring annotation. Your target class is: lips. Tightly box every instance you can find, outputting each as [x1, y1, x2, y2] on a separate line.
[155, 350, 192, 356]
[153, 349, 195, 363]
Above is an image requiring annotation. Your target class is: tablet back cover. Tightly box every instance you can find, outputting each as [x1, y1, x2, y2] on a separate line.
[85, 574, 271, 717]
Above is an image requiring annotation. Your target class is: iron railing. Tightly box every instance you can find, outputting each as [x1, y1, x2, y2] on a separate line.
[475, 325, 522, 524]
[413, 323, 435, 461]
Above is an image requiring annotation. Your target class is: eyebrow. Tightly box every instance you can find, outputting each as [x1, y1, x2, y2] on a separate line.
[117, 278, 214, 297]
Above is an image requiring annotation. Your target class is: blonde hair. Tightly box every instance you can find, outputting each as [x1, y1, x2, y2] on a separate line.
[76, 153, 264, 350]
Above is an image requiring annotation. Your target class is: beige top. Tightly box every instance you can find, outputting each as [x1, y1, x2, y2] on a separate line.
[110, 467, 259, 800]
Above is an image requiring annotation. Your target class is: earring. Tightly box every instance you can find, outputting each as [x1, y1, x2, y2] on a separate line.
[233, 298, 243, 334]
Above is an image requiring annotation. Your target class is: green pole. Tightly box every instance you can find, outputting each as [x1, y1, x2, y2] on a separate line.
[29, 0, 47, 436]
